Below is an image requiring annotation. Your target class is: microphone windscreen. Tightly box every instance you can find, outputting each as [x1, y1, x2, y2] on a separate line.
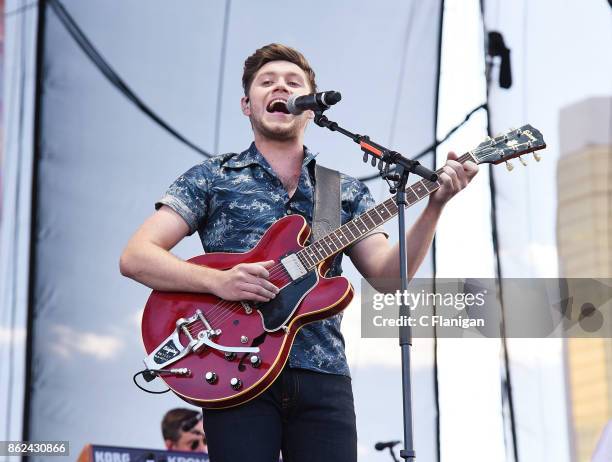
[286, 94, 301, 115]
[325, 91, 342, 105]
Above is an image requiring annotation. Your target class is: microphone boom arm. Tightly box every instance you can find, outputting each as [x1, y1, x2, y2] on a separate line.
[312, 112, 437, 183]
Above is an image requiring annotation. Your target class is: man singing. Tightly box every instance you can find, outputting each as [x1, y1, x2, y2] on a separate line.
[120, 43, 478, 462]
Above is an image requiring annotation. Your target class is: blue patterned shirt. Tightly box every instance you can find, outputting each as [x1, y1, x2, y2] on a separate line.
[156, 142, 386, 377]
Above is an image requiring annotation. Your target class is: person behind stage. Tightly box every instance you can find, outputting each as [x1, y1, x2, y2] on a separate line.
[121, 43, 478, 462]
[161, 408, 208, 453]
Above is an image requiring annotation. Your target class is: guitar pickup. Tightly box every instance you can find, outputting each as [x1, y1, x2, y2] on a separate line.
[281, 254, 307, 280]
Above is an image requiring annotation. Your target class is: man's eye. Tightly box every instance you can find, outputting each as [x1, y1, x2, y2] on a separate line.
[288, 82, 301, 87]
[261, 80, 273, 86]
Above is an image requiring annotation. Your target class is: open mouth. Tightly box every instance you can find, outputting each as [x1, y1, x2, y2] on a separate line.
[266, 99, 290, 114]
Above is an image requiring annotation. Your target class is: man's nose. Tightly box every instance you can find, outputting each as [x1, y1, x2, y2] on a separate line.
[272, 80, 290, 92]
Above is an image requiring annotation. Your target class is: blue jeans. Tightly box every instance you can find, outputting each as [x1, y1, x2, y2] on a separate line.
[202, 367, 357, 462]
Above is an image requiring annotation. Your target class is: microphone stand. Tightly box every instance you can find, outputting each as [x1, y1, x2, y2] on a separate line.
[313, 112, 437, 462]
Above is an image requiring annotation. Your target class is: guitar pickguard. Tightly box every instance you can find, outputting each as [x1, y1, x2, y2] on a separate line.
[257, 270, 318, 332]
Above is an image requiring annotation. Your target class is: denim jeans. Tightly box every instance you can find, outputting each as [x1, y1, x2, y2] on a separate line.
[202, 367, 357, 462]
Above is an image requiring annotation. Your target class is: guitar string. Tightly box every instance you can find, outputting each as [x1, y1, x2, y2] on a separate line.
[193, 200, 402, 333]
[196, 143, 528, 339]
[180, 139, 540, 334]
[182, 150, 488, 336]
[186, 274, 293, 339]
[186, 265, 295, 333]
[186, 272, 291, 333]
[183, 152, 475, 336]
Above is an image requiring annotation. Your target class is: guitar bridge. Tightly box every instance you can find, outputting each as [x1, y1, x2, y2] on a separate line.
[143, 308, 261, 372]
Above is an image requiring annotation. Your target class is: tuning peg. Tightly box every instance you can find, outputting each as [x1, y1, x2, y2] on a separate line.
[505, 161, 514, 171]
[533, 152, 541, 162]
[519, 156, 527, 166]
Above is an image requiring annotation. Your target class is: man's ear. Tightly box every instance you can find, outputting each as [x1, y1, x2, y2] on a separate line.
[241, 96, 251, 116]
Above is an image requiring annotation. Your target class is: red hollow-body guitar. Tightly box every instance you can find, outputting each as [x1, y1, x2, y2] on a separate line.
[140, 125, 545, 409]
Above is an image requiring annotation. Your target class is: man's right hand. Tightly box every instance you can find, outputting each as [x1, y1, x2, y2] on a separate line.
[211, 260, 280, 303]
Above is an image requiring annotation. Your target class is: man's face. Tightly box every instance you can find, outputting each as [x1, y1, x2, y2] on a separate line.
[168, 419, 207, 452]
[241, 60, 313, 141]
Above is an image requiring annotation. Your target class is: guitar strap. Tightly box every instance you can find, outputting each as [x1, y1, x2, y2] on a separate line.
[312, 163, 341, 241]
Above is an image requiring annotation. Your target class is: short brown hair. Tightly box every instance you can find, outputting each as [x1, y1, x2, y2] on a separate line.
[161, 408, 201, 442]
[242, 43, 317, 96]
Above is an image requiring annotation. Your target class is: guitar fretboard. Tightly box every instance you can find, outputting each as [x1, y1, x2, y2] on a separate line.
[296, 152, 474, 269]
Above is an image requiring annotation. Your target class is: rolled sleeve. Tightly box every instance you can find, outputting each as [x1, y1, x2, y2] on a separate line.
[154, 163, 211, 235]
[343, 177, 389, 252]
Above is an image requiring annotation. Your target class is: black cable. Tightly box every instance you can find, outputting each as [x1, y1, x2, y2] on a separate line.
[3, 1, 38, 17]
[357, 102, 486, 183]
[132, 370, 171, 395]
[23, 0, 47, 443]
[386, 1, 416, 149]
[46, 0, 213, 158]
[213, 0, 231, 155]
[431, 1, 446, 461]
[480, 1, 520, 461]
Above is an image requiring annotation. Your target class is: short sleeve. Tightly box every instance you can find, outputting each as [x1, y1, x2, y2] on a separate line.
[155, 163, 211, 235]
[343, 176, 389, 251]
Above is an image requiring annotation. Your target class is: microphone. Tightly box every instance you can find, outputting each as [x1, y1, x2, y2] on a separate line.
[286, 91, 341, 115]
[374, 440, 401, 451]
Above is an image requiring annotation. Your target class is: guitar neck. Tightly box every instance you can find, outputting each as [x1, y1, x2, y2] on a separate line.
[296, 152, 475, 270]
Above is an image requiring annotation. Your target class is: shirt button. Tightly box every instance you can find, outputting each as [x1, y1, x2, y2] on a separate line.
[286, 209, 293, 215]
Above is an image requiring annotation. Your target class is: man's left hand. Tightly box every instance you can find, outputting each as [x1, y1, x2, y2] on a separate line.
[429, 151, 479, 208]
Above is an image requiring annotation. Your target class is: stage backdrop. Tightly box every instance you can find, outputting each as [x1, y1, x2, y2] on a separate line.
[20, 1, 443, 460]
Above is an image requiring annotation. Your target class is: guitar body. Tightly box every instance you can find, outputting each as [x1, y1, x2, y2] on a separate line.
[141, 214, 354, 409]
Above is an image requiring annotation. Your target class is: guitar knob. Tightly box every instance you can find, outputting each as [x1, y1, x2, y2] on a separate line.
[205, 371, 218, 384]
[224, 352, 236, 361]
[250, 355, 262, 368]
[230, 378, 243, 390]
[533, 152, 541, 162]
[505, 161, 514, 171]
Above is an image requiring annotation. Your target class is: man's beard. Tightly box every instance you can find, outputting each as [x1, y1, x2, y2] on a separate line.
[250, 115, 305, 141]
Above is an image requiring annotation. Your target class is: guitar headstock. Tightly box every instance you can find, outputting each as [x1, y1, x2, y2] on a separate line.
[471, 125, 546, 169]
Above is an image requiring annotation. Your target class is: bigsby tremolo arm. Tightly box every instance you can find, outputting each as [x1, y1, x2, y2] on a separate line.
[143, 309, 259, 373]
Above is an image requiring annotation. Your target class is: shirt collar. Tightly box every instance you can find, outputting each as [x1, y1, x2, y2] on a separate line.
[223, 142, 318, 169]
